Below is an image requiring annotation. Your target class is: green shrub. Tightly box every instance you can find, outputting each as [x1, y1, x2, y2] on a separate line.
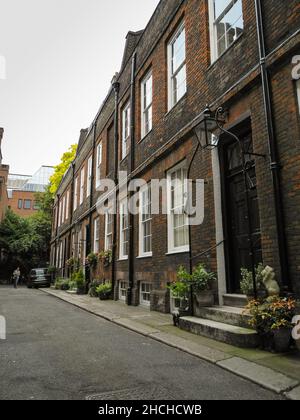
[240, 264, 265, 296]
[89, 279, 102, 297]
[95, 282, 112, 296]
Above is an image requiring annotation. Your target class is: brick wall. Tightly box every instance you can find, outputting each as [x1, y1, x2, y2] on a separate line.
[51, 0, 300, 308]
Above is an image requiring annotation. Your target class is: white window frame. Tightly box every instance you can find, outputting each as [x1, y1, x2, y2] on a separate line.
[73, 177, 78, 211]
[297, 79, 300, 115]
[119, 281, 127, 302]
[66, 190, 69, 221]
[80, 167, 85, 205]
[140, 282, 152, 307]
[119, 199, 129, 260]
[104, 210, 113, 251]
[141, 71, 153, 139]
[93, 218, 100, 254]
[139, 184, 152, 258]
[208, 0, 244, 62]
[78, 230, 82, 261]
[167, 162, 189, 254]
[58, 201, 62, 227]
[96, 143, 102, 188]
[87, 156, 92, 197]
[122, 102, 130, 160]
[167, 22, 187, 110]
[61, 196, 65, 224]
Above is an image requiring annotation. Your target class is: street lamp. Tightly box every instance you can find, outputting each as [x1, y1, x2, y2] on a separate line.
[194, 106, 226, 150]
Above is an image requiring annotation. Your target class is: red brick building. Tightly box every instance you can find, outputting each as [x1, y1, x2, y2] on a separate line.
[51, 0, 300, 316]
[7, 166, 54, 218]
[0, 128, 9, 222]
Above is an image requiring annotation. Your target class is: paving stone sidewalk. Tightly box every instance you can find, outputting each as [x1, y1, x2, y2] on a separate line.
[42, 288, 300, 400]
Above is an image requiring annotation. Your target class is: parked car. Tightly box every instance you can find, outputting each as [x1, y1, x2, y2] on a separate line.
[27, 268, 51, 289]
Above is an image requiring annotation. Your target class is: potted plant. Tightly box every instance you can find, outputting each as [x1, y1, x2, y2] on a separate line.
[60, 279, 70, 291]
[88, 279, 102, 297]
[47, 266, 57, 284]
[73, 269, 86, 295]
[247, 296, 296, 352]
[240, 264, 266, 300]
[96, 282, 112, 300]
[99, 250, 112, 267]
[54, 278, 63, 290]
[270, 297, 296, 353]
[168, 267, 190, 315]
[190, 264, 216, 312]
[86, 253, 98, 269]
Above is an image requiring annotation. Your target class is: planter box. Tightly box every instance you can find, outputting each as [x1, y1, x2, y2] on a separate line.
[99, 292, 112, 301]
[193, 291, 214, 317]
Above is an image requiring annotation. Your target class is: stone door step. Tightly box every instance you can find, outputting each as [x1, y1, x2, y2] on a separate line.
[195, 306, 251, 329]
[223, 294, 248, 308]
[179, 316, 258, 348]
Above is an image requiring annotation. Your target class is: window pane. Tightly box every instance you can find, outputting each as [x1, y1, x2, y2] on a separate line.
[173, 65, 187, 105]
[172, 27, 186, 73]
[214, 0, 233, 19]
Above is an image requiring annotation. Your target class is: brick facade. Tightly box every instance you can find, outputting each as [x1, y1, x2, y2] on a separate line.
[0, 128, 9, 222]
[51, 0, 300, 311]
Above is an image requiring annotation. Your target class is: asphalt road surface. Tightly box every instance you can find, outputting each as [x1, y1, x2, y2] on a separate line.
[0, 287, 282, 400]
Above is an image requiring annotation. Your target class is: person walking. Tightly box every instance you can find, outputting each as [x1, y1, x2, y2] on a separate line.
[13, 267, 21, 289]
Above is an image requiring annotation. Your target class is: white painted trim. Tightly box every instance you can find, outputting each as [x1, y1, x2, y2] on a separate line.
[297, 79, 300, 115]
[211, 145, 227, 306]
[167, 161, 190, 254]
[141, 71, 153, 139]
[167, 21, 186, 111]
[138, 184, 152, 258]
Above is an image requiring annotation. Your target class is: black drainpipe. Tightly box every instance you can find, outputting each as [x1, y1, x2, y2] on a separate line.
[111, 76, 120, 298]
[54, 194, 60, 268]
[254, 0, 291, 290]
[86, 122, 97, 288]
[127, 52, 137, 306]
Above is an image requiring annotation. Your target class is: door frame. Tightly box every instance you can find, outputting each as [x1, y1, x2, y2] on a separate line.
[218, 116, 255, 294]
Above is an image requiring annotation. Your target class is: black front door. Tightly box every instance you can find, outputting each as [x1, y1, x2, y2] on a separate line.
[223, 131, 262, 293]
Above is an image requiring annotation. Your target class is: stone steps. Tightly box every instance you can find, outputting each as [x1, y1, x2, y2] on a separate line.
[223, 294, 248, 308]
[195, 306, 251, 329]
[179, 316, 258, 348]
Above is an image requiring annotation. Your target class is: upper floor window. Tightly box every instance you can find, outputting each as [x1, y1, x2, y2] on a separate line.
[61, 196, 66, 223]
[93, 218, 100, 253]
[80, 168, 85, 205]
[209, 0, 244, 61]
[66, 190, 70, 220]
[105, 210, 113, 251]
[96, 143, 102, 188]
[18, 199, 22, 209]
[139, 184, 152, 257]
[168, 22, 186, 110]
[167, 162, 189, 254]
[87, 156, 92, 197]
[141, 72, 153, 139]
[119, 199, 129, 260]
[73, 177, 78, 211]
[24, 199, 31, 210]
[122, 102, 130, 160]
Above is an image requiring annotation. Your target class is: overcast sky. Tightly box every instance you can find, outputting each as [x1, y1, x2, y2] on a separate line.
[0, 0, 159, 174]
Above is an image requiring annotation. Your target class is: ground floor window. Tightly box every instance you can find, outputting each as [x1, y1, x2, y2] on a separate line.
[140, 282, 152, 307]
[119, 281, 127, 302]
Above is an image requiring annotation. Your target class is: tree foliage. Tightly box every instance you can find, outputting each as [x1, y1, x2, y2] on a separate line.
[49, 144, 77, 196]
[0, 205, 52, 274]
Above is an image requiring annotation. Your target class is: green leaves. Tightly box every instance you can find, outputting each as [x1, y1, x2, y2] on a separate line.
[49, 144, 77, 196]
